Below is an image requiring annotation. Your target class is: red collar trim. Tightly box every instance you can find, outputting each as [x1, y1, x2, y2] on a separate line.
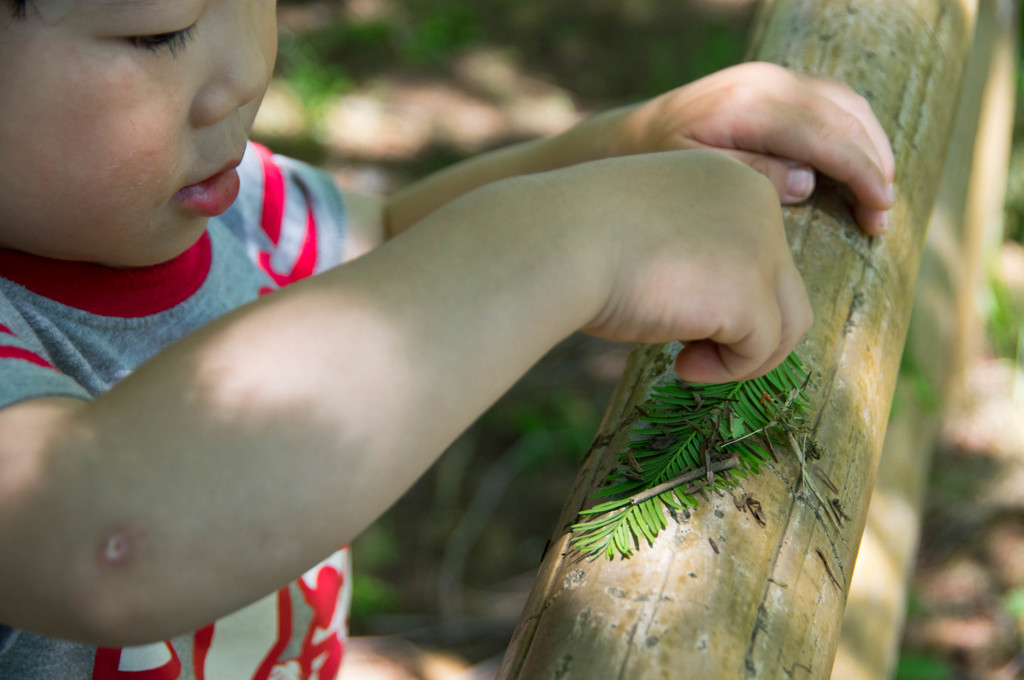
[0, 233, 213, 318]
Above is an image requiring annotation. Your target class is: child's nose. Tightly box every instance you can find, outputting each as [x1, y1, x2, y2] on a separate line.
[190, 16, 274, 128]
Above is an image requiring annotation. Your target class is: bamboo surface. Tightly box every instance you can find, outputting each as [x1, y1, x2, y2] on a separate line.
[497, 1, 978, 677]
[832, 0, 1018, 677]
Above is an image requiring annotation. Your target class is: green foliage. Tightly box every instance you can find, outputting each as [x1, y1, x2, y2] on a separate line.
[510, 393, 601, 460]
[353, 521, 402, 570]
[571, 353, 811, 559]
[349, 522, 403, 624]
[1004, 587, 1024, 646]
[276, 30, 355, 121]
[400, 5, 484, 66]
[986, 268, 1024, 362]
[640, 22, 744, 99]
[1005, 586, 1024, 619]
[349, 573, 403, 623]
[894, 653, 955, 680]
[904, 587, 927, 619]
[1005, 142, 1024, 245]
[892, 327, 942, 420]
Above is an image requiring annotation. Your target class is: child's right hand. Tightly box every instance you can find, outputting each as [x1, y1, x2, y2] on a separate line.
[594, 62, 896, 236]
[529, 148, 811, 384]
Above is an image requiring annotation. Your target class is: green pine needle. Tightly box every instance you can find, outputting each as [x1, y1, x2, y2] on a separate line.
[571, 352, 812, 560]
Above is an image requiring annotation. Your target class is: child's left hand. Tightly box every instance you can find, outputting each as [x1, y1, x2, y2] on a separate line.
[595, 62, 896, 235]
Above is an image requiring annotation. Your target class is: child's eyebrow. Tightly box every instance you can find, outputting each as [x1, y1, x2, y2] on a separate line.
[35, 0, 162, 22]
[94, 0, 165, 9]
[79, 0, 187, 21]
[31, 0, 77, 22]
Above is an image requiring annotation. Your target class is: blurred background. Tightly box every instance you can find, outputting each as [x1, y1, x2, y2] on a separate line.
[253, 1, 1024, 677]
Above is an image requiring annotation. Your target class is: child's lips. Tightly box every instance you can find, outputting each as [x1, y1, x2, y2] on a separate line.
[173, 164, 241, 217]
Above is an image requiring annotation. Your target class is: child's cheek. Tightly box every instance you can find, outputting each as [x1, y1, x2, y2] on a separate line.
[69, 57, 187, 208]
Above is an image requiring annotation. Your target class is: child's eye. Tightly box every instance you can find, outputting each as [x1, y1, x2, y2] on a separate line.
[127, 25, 197, 56]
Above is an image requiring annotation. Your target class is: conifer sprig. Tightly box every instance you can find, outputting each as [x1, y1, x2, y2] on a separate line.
[571, 352, 812, 559]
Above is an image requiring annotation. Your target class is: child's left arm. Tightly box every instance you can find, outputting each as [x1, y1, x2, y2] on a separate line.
[382, 61, 895, 238]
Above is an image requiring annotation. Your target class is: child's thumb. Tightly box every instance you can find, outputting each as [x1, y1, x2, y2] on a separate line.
[706, 148, 816, 205]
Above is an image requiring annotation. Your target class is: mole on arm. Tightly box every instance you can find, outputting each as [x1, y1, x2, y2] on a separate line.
[98, 528, 137, 568]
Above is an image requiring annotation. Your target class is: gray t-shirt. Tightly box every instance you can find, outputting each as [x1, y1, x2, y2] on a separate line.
[0, 143, 353, 679]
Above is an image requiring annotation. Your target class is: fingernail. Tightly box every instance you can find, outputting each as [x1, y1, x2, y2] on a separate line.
[786, 168, 815, 202]
[877, 211, 890, 233]
[884, 182, 896, 204]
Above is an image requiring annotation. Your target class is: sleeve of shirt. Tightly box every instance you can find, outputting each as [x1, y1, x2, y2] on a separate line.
[0, 291, 90, 410]
[216, 142, 349, 288]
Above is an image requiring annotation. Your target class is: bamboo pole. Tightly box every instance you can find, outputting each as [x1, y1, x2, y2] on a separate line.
[832, 0, 1018, 677]
[497, 1, 978, 677]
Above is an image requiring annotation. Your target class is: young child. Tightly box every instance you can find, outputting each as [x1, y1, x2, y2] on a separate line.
[0, 0, 896, 677]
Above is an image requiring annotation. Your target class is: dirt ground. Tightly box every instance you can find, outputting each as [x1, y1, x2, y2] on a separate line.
[256, 1, 1024, 678]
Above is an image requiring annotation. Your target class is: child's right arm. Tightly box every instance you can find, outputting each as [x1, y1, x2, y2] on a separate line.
[384, 63, 896, 238]
[0, 150, 805, 646]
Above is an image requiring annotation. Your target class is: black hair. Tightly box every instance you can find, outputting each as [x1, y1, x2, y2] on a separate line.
[7, 0, 26, 18]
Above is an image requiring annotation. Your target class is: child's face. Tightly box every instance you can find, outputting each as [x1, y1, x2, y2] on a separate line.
[0, 0, 277, 266]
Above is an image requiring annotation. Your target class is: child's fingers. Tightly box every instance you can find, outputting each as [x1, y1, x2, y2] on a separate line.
[710, 149, 817, 204]
[674, 323, 780, 384]
[674, 261, 811, 384]
[733, 97, 893, 215]
[680, 283, 784, 383]
[790, 84, 895, 212]
[710, 146, 888, 234]
[674, 340, 774, 384]
[691, 65, 892, 216]
[769, 66, 893, 191]
[796, 74, 896, 183]
[772, 264, 814, 361]
[673, 340, 731, 383]
[793, 83, 891, 190]
[746, 265, 814, 378]
[854, 203, 890, 236]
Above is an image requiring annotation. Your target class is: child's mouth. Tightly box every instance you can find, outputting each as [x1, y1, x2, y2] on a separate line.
[174, 166, 241, 217]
